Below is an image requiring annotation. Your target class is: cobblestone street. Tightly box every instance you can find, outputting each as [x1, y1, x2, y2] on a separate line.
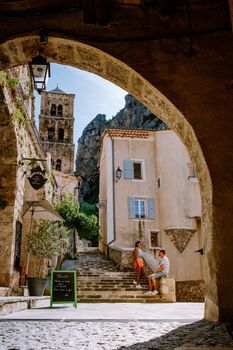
[0, 303, 233, 350]
[0, 320, 185, 350]
[0, 319, 233, 350]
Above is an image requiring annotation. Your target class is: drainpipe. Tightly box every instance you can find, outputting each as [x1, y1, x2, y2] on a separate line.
[107, 135, 116, 257]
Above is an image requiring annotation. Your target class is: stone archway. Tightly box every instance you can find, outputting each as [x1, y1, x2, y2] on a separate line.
[0, 97, 18, 288]
[0, 36, 215, 319]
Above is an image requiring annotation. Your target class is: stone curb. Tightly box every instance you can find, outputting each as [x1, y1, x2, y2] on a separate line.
[0, 297, 50, 316]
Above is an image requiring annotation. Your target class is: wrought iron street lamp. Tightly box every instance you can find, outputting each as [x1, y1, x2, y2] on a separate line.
[29, 54, 51, 94]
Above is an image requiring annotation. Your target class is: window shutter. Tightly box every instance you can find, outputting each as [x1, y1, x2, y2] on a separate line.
[147, 197, 155, 219]
[128, 196, 135, 218]
[123, 160, 133, 179]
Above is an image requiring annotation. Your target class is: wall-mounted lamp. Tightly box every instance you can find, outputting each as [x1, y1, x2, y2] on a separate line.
[29, 54, 51, 94]
[115, 166, 122, 181]
[194, 248, 204, 255]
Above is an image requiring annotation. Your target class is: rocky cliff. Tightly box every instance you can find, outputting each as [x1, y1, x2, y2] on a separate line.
[76, 94, 167, 204]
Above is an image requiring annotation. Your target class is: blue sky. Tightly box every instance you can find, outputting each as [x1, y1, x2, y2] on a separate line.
[35, 63, 127, 148]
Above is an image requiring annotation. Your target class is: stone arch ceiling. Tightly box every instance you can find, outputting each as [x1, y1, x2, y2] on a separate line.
[0, 36, 214, 306]
[0, 0, 233, 321]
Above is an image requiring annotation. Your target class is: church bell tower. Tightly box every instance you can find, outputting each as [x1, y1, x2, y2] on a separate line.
[39, 87, 75, 174]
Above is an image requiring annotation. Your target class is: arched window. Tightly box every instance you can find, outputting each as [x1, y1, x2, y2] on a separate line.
[56, 159, 62, 171]
[57, 105, 63, 116]
[58, 128, 64, 142]
[51, 104, 56, 116]
[48, 128, 55, 142]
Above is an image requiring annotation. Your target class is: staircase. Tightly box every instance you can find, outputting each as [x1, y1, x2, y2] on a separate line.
[75, 250, 162, 303]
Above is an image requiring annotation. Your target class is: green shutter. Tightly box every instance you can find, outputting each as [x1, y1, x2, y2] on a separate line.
[123, 160, 133, 179]
[128, 196, 135, 218]
[147, 197, 155, 219]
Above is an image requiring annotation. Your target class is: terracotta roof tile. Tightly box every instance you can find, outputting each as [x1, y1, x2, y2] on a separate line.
[104, 129, 149, 138]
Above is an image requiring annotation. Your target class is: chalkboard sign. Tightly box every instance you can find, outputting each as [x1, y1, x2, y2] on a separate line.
[50, 270, 77, 308]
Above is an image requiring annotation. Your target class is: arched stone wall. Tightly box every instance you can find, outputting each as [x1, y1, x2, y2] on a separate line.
[0, 72, 48, 289]
[0, 36, 215, 318]
[0, 97, 18, 287]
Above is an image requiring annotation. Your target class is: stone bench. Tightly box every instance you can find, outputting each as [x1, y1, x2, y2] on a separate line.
[0, 287, 10, 296]
[142, 252, 176, 302]
[159, 275, 176, 302]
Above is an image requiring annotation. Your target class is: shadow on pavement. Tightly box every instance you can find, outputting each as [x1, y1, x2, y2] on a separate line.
[118, 320, 233, 350]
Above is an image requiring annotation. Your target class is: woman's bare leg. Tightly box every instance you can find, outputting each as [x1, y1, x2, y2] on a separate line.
[136, 267, 141, 284]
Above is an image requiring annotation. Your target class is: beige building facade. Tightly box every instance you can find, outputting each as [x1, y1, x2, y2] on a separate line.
[99, 129, 203, 300]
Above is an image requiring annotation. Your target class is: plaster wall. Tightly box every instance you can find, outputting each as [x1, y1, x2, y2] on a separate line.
[113, 135, 158, 248]
[53, 170, 78, 200]
[100, 130, 203, 283]
[99, 137, 114, 253]
[155, 131, 201, 228]
[154, 131, 202, 281]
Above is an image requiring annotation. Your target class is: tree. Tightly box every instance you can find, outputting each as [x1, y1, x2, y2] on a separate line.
[80, 203, 98, 218]
[54, 194, 100, 246]
[74, 212, 99, 246]
[29, 220, 70, 277]
[54, 194, 79, 229]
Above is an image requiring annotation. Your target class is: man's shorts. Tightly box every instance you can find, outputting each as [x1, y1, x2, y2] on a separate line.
[149, 272, 167, 279]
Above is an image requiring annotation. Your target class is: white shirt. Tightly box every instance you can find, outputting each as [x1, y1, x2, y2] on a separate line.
[160, 256, 169, 274]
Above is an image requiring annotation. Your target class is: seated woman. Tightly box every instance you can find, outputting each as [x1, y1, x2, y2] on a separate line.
[145, 249, 169, 295]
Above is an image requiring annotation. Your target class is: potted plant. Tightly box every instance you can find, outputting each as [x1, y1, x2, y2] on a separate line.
[27, 220, 70, 296]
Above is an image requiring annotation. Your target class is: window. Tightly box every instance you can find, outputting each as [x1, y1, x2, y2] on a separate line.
[55, 159, 62, 171]
[150, 231, 159, 248]
[57, 105, 63, 116]
[51, 104, 56, 116]
[134, 199, 145, 218]
[48, 128, 55, 142]
[128, 197, 155, 219]
[133, 162, 142, 179]
[187, 163, 197, 179]
[123, 160, 144, 180]
[58, 128, 64, 142]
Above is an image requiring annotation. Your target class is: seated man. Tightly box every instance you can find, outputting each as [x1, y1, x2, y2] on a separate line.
[145, 249, 169, 295]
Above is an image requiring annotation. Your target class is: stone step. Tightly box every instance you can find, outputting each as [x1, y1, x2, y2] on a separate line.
[76, 272, 136, 277]
[77, 292, 161, 298]
[77, 286, 149, 289]
[77, 285, 148, 289]
[77, 280, 148, 287]
[77, 284, 148, 288]
[0, 297, 50, 316]
[77, 289, 149, 297]
[71, 251, 173, 303]
[77, 298, 163, 303]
